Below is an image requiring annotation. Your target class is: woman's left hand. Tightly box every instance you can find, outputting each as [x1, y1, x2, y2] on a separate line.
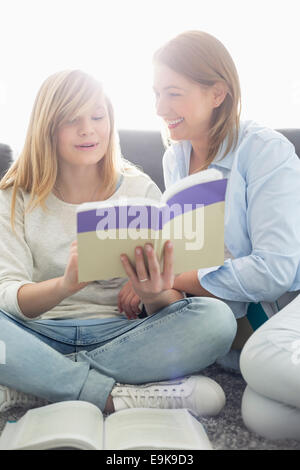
[120, 241, 177, 311]
[118, 280, 142, 319]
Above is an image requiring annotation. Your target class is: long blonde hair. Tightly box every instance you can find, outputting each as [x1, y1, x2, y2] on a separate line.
[153, 30, 242, 169]
[0, 69, 133, 230]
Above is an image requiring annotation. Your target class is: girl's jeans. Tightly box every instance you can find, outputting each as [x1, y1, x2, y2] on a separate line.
[0, 297, 236, 411]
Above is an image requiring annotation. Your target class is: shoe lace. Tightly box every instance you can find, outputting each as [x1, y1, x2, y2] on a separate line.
[7, 389, 42, 407]
[125, 385, 187, 409]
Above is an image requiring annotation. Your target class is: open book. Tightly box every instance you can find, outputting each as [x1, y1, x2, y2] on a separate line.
[0, 401, 212, 450]
[77, 169, 227, 281]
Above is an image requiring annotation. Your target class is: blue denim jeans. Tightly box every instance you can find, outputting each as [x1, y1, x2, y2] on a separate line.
[0, 297, 236, 411]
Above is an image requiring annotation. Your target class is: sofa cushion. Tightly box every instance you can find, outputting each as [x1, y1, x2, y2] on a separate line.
[119, 129, 165, 191]
[0, 143, 13, 179]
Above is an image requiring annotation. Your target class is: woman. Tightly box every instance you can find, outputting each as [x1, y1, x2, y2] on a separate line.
[118, 29, 300, 438]
[151, 30, 300, 440]
[0, 69, 236, 416]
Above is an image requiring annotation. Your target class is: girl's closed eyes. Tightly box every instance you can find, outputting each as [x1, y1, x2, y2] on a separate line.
[65, 114, 105, 125]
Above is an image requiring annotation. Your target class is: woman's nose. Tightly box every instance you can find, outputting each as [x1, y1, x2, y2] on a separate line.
[155, 95, 170, 117]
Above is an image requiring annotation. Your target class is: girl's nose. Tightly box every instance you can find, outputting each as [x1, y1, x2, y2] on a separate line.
[78, 118, 95, 136]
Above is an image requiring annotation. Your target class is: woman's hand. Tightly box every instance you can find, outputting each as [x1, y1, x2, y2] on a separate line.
[60, 240, 90, 296]
[118, 280, 142, 319]
[120, 241, 183, 314]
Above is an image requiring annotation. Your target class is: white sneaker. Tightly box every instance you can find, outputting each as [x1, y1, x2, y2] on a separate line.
[111, 375, 226, 417]
[0, 386, 49, 413]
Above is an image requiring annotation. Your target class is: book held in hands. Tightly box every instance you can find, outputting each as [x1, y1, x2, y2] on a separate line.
[0, 401, 213, 450]
[77, 169, 227, 281]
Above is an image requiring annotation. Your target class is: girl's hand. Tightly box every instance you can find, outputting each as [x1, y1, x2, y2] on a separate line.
[117, 280, 142, 319]
[60, 240, 90, 296]
[120, 241, 179, 313]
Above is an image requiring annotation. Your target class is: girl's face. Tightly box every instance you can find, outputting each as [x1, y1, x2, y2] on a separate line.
[56, 98, 110, 167]
[153, 64, 224, 141]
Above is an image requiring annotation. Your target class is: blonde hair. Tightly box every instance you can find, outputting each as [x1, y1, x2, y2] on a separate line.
[153, 30, 242, 169]
[0, 69, 136, 231]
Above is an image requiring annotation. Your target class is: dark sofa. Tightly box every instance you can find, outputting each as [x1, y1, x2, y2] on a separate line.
[0, 144, 13, 180]
[118, 128, 300, 192]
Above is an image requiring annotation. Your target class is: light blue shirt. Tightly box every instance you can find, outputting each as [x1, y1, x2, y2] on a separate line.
[162, 120, 300, 318]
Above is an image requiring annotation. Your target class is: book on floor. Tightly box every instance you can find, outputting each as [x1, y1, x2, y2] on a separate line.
[0, 401, 213, 450]
[77, 168, 227, 281]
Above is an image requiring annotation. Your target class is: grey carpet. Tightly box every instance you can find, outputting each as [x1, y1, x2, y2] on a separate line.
[1, 363, 300, 450]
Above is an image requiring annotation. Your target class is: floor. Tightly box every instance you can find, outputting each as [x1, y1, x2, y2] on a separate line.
[1, 363, 300, 450]
[200, 364, 300, 450]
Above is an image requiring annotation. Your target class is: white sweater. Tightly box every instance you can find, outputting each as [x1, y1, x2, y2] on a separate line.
[0, 172, 162, 321]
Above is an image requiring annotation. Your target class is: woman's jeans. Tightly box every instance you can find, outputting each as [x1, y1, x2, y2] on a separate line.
[0, 297, 236, 411]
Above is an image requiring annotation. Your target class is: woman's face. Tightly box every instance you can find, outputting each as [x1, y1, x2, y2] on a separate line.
[56, 97, 110, 168]
[153, 64, 222, 141]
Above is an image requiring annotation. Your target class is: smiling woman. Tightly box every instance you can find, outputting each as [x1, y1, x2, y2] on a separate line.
[151, 30, 300, 443]
[153, 64, 229, 172]
[153, 31, 241, 172]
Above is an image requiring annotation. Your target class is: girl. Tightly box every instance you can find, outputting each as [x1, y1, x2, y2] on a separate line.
[150, 30, 300, 440]
[0, 70, 236, 416]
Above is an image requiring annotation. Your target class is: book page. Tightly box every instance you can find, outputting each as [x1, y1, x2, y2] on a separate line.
[162, 168, 223, 204]
[159, 169, 226, 273]
[77, 197, 163, 213]
[104, 408, 212, 450]
[162, 201, 225, 273]
[1, 401, 104, 450]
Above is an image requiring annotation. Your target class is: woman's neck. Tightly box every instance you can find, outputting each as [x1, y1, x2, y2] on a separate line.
[189, 137, 210, 174]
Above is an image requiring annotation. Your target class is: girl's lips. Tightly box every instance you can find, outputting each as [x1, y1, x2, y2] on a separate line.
[75, 143, 99, 151]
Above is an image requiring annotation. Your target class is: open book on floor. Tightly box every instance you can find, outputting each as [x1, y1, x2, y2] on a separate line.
[77, 168, 227, 281]
[0, 401, 213, 450]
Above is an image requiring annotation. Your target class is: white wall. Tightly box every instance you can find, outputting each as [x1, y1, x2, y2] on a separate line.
[1, 0, 300, 156]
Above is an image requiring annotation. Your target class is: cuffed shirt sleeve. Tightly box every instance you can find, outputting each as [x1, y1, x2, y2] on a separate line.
[201, 138, 300, 303]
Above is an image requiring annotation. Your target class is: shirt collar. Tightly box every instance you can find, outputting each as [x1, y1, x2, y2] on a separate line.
[212, 141, 235, 170]
[183, 122, 246, 172]
[213, 121, 249, 170]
